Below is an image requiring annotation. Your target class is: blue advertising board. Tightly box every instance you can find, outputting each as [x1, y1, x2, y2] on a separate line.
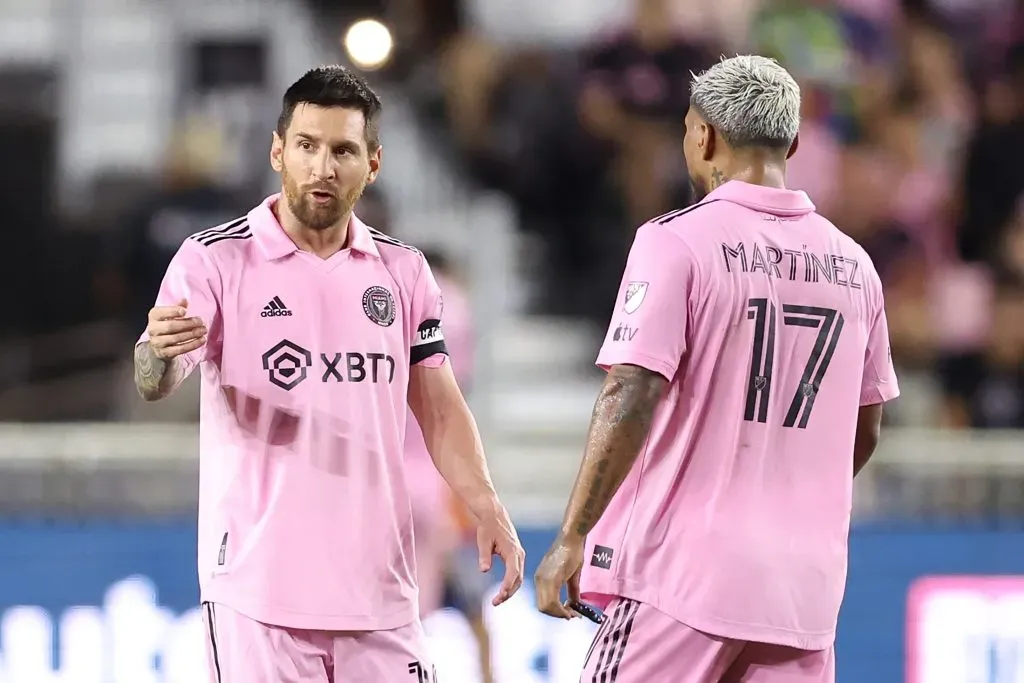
[0, 520, 1021, 682]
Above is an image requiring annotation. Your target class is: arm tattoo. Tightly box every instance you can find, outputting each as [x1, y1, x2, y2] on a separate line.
[710, 166, 726, 190]
[563, 364, 667, 539]
[133, 342, 182, 401]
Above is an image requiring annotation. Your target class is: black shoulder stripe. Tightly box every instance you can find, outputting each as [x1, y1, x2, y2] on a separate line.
[193, 217, 248, 241]
[650, 199, 722, 225]
[192, 221, 252, 246]
[201, 231, 252, 247]
[367, 227, 419, 253]
[372, 236, 419, 253]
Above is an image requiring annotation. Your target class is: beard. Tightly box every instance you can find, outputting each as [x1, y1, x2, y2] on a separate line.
[282, 166, 368, 231]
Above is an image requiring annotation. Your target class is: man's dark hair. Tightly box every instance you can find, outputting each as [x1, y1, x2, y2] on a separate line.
[276, 65, 383, 150]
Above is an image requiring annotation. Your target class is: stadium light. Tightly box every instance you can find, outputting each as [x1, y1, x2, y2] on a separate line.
[343, 19, 394, 71]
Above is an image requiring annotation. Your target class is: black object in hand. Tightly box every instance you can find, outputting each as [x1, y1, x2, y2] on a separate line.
[569, 600, 606, 624]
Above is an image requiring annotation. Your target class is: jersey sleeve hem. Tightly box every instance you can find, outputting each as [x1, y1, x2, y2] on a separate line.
[859, 382, 900, 406]
[596, 350, 676, 381]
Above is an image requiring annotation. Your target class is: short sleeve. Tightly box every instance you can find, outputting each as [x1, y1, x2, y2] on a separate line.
[859, 281, 900, 406]
[409, 257, 449, 367]
[136, 238, 222, 376]
[596, 224, 695, 381]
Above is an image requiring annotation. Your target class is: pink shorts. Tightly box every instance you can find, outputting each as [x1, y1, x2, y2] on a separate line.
[202, 602, 435, 683]
[581, 598, 835, 683]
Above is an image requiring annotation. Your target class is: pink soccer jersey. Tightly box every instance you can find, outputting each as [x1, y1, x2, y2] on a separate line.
[580, 181, 899, 651]
[138, 194, 449, 631]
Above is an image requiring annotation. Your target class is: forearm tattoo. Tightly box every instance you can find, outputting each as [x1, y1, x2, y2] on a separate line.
[570, 365, 666, 537]
[133, 342, 179, 400]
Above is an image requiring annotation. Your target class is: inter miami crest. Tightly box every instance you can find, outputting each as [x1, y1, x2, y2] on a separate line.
[362, 285, 397, 327]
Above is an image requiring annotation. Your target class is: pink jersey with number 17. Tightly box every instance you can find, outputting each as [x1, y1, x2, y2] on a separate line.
[580, 181, 899, 651]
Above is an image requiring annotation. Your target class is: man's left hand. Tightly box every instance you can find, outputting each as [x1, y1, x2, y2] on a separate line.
[534, 534, 585, 619]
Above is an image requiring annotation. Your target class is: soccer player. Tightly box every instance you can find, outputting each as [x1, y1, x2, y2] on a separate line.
[534, 55, 899, 683]
[133, 65, 525, 683]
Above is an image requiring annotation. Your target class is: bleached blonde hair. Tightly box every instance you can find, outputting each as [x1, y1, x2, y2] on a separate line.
[690, 55, 801, 150]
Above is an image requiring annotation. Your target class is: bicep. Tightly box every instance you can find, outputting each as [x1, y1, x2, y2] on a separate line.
[854, 402, 883, 456]
[605, 364, 669, 401]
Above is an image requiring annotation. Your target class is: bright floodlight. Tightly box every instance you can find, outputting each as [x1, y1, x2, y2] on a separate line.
[344, 19, 393, 71]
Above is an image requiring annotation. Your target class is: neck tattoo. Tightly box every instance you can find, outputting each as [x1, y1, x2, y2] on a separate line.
[710, 167, 726, 190]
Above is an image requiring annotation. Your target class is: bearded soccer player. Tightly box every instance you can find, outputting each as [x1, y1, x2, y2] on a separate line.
[133, 66, 525, 683]
[535, 55, 899, 683]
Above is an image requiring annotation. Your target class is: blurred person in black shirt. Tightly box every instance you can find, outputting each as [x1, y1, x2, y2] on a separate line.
[578, 0, 715, 226]
[957, 42, 1024, 267]
[940, 279, 1024, 429]
[117, 121, 245, 331]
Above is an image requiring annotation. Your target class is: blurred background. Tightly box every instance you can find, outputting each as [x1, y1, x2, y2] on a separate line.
[0, 0, 1021, 680]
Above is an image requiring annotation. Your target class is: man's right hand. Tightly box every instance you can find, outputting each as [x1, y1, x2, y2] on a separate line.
[146, 299, 207, 360]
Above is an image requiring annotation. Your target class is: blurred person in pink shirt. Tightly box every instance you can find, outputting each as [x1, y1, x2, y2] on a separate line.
[403, 248, 495, 683]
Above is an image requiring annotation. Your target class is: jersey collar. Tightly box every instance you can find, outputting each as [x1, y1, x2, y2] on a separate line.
[704, 180, 816, 216]
[248, 193, 382, 260]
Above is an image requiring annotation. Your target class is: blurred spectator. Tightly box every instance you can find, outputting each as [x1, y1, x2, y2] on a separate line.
[753, 0, 893, 142]
[956, 42, 1024, 269]
[940, 279, 1024, 428]
[115, 118, 245, 332]
[577, 0, 715, 226]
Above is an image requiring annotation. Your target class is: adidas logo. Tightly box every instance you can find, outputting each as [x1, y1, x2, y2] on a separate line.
[261, 296, 293, 318]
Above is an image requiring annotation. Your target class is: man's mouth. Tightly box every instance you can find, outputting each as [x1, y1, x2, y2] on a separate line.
[308, 189, 335, 203]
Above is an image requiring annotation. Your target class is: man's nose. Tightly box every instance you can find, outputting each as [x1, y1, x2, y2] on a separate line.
[311, 149, 336, 181]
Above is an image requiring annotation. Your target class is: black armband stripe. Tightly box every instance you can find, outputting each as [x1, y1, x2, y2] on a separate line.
[411, 340, 448, 364]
